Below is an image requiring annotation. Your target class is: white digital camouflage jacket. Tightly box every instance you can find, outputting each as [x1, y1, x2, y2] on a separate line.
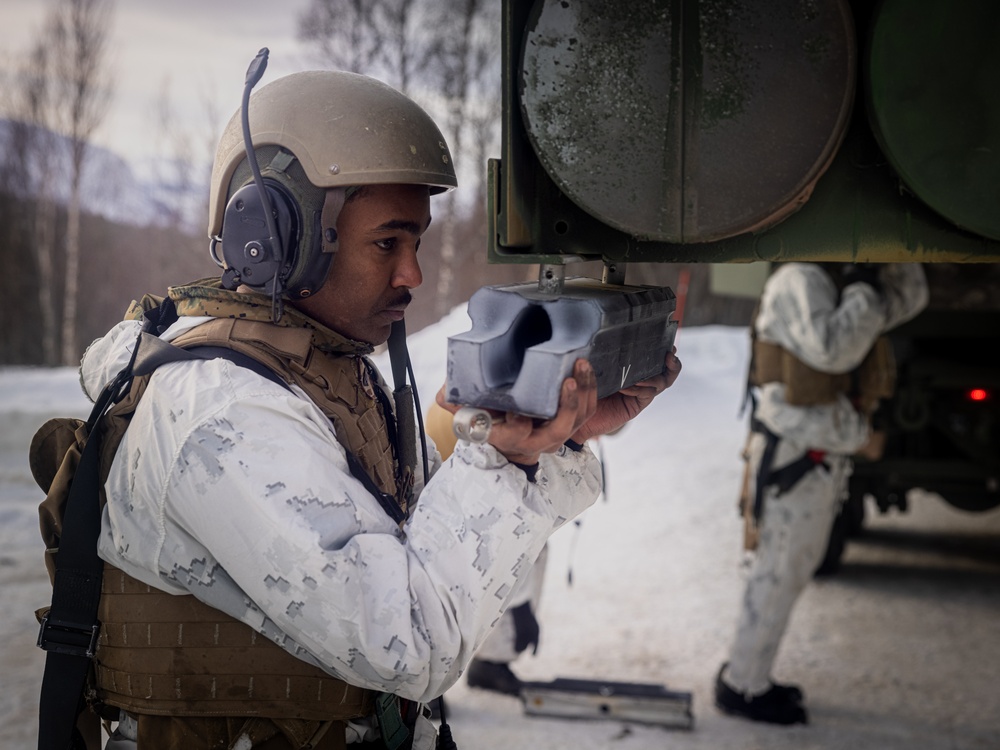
[752, 262, 929, 454]
[80, 315, 602, 705]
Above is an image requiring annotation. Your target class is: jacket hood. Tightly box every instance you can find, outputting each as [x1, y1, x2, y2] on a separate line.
[79, 319, 143, 403]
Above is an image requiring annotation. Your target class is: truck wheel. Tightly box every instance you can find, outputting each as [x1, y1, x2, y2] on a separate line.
[939, 492, 1000, 513]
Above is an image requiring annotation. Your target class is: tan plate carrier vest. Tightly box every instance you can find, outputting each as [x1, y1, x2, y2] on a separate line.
[750, 335, 897, 413]
[739, 314, 897, 551]
[74, 306, 408, 724]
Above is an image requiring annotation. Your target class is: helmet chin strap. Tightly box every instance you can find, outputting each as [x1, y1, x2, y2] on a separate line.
[387, 319, 429, 489]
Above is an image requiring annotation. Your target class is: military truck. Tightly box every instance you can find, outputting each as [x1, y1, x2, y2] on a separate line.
[479, 0, 1000, 571]
[817, 264, 1000, 573]
[489, 0, 999, 268]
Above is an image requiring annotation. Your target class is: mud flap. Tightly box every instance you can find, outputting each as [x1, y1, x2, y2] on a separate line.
[520, 678, 694, 729]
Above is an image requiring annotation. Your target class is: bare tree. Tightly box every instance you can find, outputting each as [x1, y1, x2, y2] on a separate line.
[298, 0, 432, 96]
[296, 0, 501, 319]
[193, 83, 223, 235]
[298, 0, 381, 74]
[44, 0, 114, 365]
[425, 0, 500, 317]
[151, 77, 197, 227]
[375, 0, 427, 95]
[147, 76, 221, 234]
[0, 62, 36, 361]
[464, 26, 502, 215]
[3, 40, 64, 364]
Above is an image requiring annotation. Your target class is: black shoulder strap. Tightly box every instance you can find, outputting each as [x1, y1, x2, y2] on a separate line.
[36, 304, 291, 750]
[38, 304, 414, 749]
[36, 322, 171, 749]
[37, 355, 134, 750]
[387, 320, 429, 493]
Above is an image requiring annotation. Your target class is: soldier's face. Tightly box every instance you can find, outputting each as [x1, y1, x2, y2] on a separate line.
[294, 184, 430, 345]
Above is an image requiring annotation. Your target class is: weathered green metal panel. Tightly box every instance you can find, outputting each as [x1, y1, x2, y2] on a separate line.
[491, 0, 1000, 263]
[518, 0, 855, 243]
[867, 0, 1000, 242]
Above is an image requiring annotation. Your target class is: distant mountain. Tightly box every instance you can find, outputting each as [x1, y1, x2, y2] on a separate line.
[0, 118, 207, 234]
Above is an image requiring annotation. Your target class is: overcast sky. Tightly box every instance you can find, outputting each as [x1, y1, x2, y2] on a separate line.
[1, 0, 318, 170]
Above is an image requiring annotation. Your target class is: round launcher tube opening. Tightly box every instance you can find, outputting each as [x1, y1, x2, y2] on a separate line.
[482, 304, 553, 389]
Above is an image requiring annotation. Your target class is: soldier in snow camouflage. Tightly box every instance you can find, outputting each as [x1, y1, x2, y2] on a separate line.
[77, 69, 681, 750]
[715, 262, 927, 726]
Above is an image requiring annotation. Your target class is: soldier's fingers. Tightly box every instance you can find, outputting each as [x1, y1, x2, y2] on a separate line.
[571, 359, 599, 434]
[435, 385, 459, 414]
[626, 351, 681, 396]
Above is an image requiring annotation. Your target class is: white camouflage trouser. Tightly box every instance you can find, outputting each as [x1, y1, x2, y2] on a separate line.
[474, 544, 548, 663]
[725, 431, 852, 696]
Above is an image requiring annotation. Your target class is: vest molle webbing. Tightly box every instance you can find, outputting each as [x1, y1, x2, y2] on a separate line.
[96, 566, 374, 721]
[166, 317, 405, 509]
[92, 292, 408, 720]
[750, 335, 896, 413]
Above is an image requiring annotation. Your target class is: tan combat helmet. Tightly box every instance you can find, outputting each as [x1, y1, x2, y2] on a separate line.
[208, 70, 457, 300]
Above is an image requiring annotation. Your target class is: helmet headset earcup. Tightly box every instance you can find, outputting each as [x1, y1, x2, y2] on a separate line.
[219, 177, 298, 294]
[219, 146, 333, 298]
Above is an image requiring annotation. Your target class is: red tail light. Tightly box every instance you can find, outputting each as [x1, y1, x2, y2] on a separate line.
[967, 388, 991, 402]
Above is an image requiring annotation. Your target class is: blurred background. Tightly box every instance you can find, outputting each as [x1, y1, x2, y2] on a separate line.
[0, 0, 752, 367]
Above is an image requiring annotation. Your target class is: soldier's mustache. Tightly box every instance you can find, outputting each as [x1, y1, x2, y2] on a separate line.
[386, 291, 412, 309]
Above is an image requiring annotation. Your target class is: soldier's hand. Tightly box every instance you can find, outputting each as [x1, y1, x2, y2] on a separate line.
[435, 358, 598, 466]
[569, 347, 682, 444]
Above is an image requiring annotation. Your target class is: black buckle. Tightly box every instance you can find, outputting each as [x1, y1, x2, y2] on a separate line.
[37, 614, 101, 658]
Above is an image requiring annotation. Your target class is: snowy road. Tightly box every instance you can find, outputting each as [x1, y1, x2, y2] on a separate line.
[2, 323, 999, 749]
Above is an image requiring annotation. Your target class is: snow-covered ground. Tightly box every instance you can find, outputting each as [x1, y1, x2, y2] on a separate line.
[2, 312, 999, 749]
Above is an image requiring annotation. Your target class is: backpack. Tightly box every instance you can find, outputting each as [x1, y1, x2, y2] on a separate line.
[30, 301, 289, 750]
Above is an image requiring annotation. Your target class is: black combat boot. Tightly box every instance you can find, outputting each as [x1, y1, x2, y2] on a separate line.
[715, 663, 804, 703]
[714, 664, 808, 725]
[465, 659, 522, 696]
[769, 679, 804, 704]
